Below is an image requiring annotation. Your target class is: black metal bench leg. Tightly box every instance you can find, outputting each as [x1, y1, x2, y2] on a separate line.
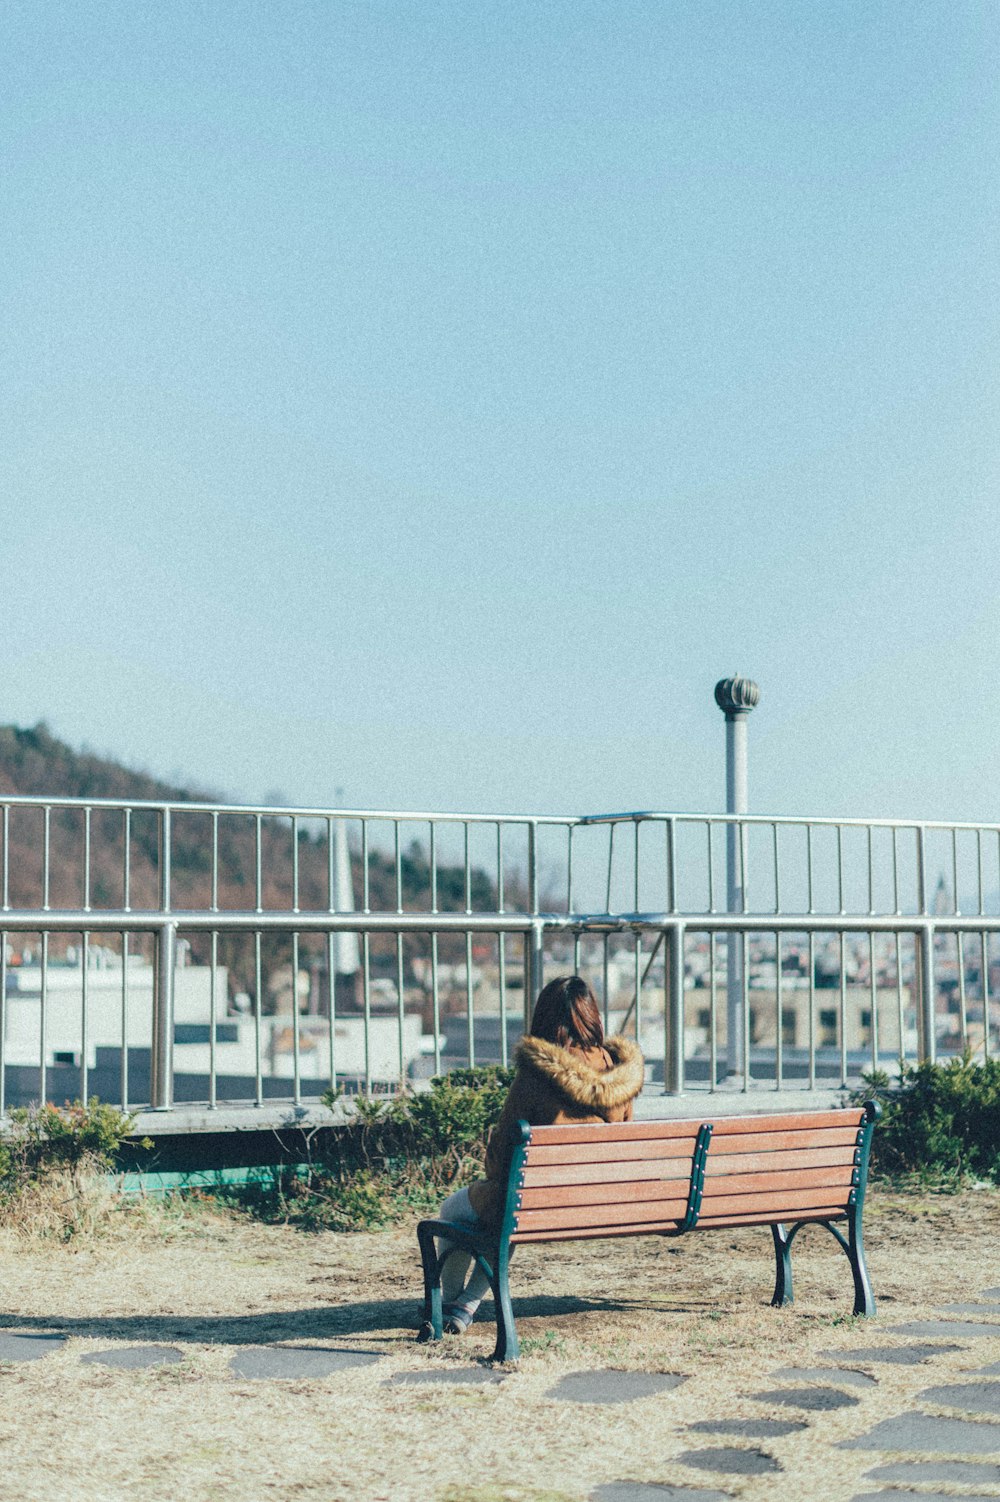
[771, 1222, 793, 1307]
[848, 1211, 875, 1318]
[417, 1222, 443, 1339]
[489, 1253, 519, 1364]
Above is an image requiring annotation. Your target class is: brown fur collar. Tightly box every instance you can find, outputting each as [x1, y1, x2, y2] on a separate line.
[514, 1034, 644, 1111]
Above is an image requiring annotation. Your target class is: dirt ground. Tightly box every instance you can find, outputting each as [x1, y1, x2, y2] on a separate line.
[0, 1184, 997, 1502]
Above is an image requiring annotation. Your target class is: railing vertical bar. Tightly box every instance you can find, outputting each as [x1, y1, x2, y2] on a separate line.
[982, 930, 991, 1063]
[742, 927, 751, 1092]
[209, 930, 218, 1108]
[123, 808, 131, 913]
[396, 931, 406, 1082]
[895, 931, 905, 1073]
[573, 933, 581, 974]
[838, 931, 848, 1088]
[956, 930, 968, 1048]
[634, 820, 640, 914]
[771, 822, 780, 915]
[43, 806, 51, 912]
[891, 826, 900, 915]
[666, 817, 677, 914]
[160, 806, 171, 913]
[120, 931, 130, 1110]
[605, 823, 615, 914]
[528, 821, 539, 919]
[362, 930, 371, 1093]
[807, 930, 816, 1090]
[430, 931, 441, 1076]
[664, 923, 684, 1095]
[466, 929, 475, 1068]
[1, 804, 9, 910]
[868, 929, 878, 1074]
[81, 929, 89, 1101]
[290, 930, 301, 1103]
[211, 812, 219, 914]
[774, 930, 782, 1091]
[602, 933, 610, 1034]
[977, 828, 985, 917]
[496, 823, 505, 914]
[83, 807, 92, 913]
[567, 824, 574, 915]
[916, 825, 927, 916]
[254, 815, 263, 915]
[633, 930, 642, 1045]
[464, 822, 471, 916]
[708, 931, 718, 1090]
[806, 824, 814, 915]
[254, 930, 263, 1106]
[836, 825, 844, 916]
[326, 930, 337, 1088]
[292, 817, 300, 915]
[867, 825, 874, 917]
[706, 820, 715, 914]
[327, 817, 336, 911]
[497, 932, 508, 1068]
[918, 923, 936, 1065]
[739, 819, 748, 915]
[952, 828, 960, 916]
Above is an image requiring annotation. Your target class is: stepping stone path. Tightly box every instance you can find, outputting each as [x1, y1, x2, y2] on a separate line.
[591, 1486, 729, 1501]
[918, 1380, 1000, 1415]
[391, 1367, 504, 1386]
[687, 1418, 804, 1438]
[819, 1343, 962, 1365]
[751, 1385, 859, 1411]
[771, 1365, 876, 1388]
[229, 1346, 382, 1380]
[0, 1333, 65, 1362]
[841, 1412, 1000, 1455]
[888, 1319, 1000, 1339]
[547, 1371, 686, 1404]
[866, 1459, 1000, 1484]
[676, 1446, 779, 1477]
[80, 1346, 183, 1370]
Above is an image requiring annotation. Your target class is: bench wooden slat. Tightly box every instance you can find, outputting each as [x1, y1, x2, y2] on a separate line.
[706, 1145, 858, 1176]
[522, 1157, 709, 1189]
[709, 1109, 863, 1135]
[518, 1176, 693, 1211]
[703, 1126, 862, 1156]
[524, 1136, 704, 1168]
[529, 1118, 713, 1146]
[695, 1185, 853, 1219]
[695, 1207, 847, 1230]
[511, 1216, 694, 1243]
[701, 1164, 856, 1199]
[515, 1195, 690, 1234]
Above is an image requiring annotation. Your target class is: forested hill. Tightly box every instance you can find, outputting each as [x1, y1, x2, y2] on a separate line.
[0, 723, 218, 805]
[0, 723, 494, 920]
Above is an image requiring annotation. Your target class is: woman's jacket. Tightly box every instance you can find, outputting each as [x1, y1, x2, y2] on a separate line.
[466, 1033, 644, 1224]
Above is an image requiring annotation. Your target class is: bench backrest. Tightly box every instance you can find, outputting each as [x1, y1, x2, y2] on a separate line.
[698, 1107, 869, 1229]
[506, 1106, 873, 1244]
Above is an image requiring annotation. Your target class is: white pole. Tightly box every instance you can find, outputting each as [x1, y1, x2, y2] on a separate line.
[714, 677, 760, 1084]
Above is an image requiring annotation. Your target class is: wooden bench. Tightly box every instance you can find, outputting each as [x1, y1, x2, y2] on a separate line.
[417, 1101, 880, 1361]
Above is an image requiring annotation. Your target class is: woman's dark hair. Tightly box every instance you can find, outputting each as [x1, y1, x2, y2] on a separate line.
[529, 975, 605, 1050]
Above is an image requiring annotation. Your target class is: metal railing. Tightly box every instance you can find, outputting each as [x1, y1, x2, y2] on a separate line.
[0, 795, 996, 1114]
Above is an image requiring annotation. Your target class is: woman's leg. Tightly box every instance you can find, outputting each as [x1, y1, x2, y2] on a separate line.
[436, 1187, 493, 1329]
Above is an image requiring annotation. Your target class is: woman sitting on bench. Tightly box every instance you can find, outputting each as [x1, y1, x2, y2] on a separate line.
[421, 975, 645, 1338]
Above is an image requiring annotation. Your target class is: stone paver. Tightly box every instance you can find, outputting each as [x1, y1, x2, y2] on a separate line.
[591, 1486, 730, 1502]
[391, 1367, 504, 1386]
[917, 1381, 1000, 1415]
[0, 1333, 66, 1362]
[979, 1288, 1000, 1300]
[840, 1412, 1000, 1454]
[771, 1366, 876, 1389]
[979, 1361, 1000, 1375]
[687, 1418, 804, 1439]
[866, 1459, 1000, 1485]
[889, 1320, 1000, 1339]
[939, 1303, 1000, 1316]
[547, 1371, 686, 1404]
[676, 1448, 779, 1476]
[819, 1343, 962, 1365]
[752, 1385, 858, 1411]
[80, 1345, 183, 1370]
[229, 1346, 382, 1380]
[851, 1492, 1000, 1502]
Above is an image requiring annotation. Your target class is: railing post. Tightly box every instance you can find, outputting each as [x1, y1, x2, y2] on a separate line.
[525, 922, 544, 1030]
[663, 922, 685, 1095]
[715, 676, 760, 1083]
[917, 923, 936, 1065]
[150, 921, 176, 1110]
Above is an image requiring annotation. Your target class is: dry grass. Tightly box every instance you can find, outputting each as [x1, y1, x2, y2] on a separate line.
[0, 1184, 997, 1501]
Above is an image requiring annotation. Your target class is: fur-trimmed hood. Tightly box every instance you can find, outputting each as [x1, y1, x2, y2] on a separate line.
[513, 1034, 645, 1113]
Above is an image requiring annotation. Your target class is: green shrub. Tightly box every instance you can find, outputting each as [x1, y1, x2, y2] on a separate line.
[0, 1097, 140, 1195]
[854, 1055, 1000, 1187]
[218, 1065, 515, 1231]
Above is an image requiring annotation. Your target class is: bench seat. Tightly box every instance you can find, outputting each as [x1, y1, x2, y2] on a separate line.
[417, 1100, 879, 1361]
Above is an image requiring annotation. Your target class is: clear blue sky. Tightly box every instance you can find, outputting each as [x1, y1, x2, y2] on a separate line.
[3, 2, 998, 819]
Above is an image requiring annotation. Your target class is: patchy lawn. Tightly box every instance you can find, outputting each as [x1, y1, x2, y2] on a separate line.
[0, 1185, 997, 1501]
